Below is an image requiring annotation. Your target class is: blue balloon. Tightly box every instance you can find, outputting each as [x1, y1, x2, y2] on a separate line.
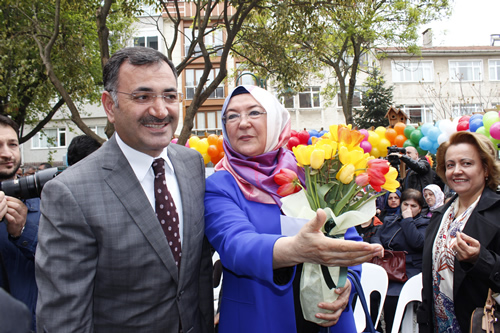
[419, 136, 433, 151]
[308, 129, 319, 137]
[469, 118, 484, 132]
[319, 130, 328, 137]
[427, 127, 441, 142]
[308, 137, 313, 145]
[420, 123, 434, 136]
[469, 114, 483, 122]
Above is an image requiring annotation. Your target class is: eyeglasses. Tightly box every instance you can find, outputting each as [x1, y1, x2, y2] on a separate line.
[114, 91, 183, 104]
[222, 111, 267, 124]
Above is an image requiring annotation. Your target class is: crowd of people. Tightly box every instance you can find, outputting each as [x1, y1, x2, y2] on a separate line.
[0, 46, 499, 333]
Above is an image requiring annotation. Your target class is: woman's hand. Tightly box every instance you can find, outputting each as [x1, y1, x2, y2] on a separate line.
[401, 205, 413, 219]
[315, 279, 352, 327]
[273, 209, 384, 269]
[454, 232, 480, 263]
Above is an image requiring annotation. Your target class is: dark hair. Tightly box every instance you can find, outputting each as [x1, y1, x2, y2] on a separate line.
[0, 115, 19, 136]
[436, 131, 500, 190]
[103, 47, 177, 104]
[39, 162, 52, 169]
[67, 135, 102, 166]
[401, 188, 425, 208]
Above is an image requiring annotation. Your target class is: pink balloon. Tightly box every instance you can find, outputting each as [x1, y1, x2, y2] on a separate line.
[490, 122, 500, 140]
[185, 141, 190, 147]
[359, 129, 369, 142]
[360, 140, 372, 153]
[171, 138, 178, 144]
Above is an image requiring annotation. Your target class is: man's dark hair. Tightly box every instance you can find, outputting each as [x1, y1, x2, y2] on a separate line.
[39, 162, 52, 169]
[103, 47, 177, 105]
[0, 115, 19, 137]
[67, 135, 102, 166]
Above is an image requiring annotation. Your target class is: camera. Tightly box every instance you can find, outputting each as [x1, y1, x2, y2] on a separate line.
[386, 146, 406, 167]
[0, 167, 65, 200]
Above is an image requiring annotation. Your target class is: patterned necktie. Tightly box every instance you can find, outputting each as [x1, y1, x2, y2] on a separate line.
[152, 158, 181, 267]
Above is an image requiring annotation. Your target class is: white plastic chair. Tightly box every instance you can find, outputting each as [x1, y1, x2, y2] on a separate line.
[391, 273, 423, 333]
[354, 263, 389, 333]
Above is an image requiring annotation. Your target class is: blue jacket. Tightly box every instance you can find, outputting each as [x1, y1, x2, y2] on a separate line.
[0, 198, 41, 330]
[205, 171, 360, 333]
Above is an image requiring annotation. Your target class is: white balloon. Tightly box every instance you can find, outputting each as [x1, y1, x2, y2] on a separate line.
[439, 119, 455, 136]
[437, 132, 449, 145]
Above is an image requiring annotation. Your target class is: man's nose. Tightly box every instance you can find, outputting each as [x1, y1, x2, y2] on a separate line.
[148, 97, 171, 118]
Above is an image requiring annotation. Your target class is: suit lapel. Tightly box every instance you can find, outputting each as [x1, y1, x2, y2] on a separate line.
[168, 145, 204, 282]
[102, 137, 179, 282]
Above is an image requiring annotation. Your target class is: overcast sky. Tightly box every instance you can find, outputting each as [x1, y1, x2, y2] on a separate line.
[419, 0, 500, 47]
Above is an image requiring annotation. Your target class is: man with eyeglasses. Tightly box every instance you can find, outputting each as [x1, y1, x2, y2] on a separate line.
[36, 47, 213, 333]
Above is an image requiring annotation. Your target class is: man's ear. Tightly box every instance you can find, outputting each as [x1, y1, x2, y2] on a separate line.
[102, 91, 116, 124]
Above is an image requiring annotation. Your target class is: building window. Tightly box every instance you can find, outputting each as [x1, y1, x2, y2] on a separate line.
[184, 27, 223, 57]
[397, 105, 433, 124]
[452, 103, 483, 117]
[192, 110, 223, 136]
[338, 91, 362, 108]
[283, 95, 295, 109]
[489, 60, 500, 81]
[134, 36, 158, 50]
[185, 68, 224, 100]
[391, 61, 433, 82]
[32, 128, 66, 149]
[91, 126, 107, 139]
[449, 60, 482, 81]
[299, 87, 321, 108]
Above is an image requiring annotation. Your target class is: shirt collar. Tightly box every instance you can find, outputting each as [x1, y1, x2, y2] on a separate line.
[115, 133, 174, 183]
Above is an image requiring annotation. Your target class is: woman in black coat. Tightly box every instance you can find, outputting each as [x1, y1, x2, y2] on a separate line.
[371, 188, 430, 333]
[417, 131, 500, 333]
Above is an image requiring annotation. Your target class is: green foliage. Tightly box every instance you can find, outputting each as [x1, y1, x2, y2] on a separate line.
[235, 0, 451, 124]
[353, 67, 392, 129]
[0, 0, 135, 142]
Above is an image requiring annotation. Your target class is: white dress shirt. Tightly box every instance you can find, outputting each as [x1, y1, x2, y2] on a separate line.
[115, 133, 184, 245]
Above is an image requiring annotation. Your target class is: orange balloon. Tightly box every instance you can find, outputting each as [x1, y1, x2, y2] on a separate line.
[385, 128, 397, 144]
[207, 134, 219, 146]
[211, 151, 225, 165]
[394, 134, 407, 147]
[207, 145, 219, 157]
[216, 136, 224, 151]
[394, 122, 406, 135]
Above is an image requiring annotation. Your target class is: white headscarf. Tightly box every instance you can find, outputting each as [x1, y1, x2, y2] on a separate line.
[423, 184, 445, 211]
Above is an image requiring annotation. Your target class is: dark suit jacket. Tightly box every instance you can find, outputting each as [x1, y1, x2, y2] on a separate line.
[0, 287, 32, 333]
[35, 135, 213, 333]
[417, 187, 500, 332]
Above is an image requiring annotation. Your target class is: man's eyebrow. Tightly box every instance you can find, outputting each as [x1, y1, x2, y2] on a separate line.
[133, 87, 177, 93]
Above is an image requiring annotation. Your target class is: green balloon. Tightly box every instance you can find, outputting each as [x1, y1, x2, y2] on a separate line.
[404, 125, 415, 138]
[483, 111, 500, 132]
[403, 139, 415, 148]
[410, 129, 423, 145]
[476, 126, 487, 136]
[417, 146, 428, 156]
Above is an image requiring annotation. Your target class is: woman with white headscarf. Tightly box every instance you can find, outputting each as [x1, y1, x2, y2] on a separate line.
[204, 86, 383, 333]
[422, 184, 445, 217]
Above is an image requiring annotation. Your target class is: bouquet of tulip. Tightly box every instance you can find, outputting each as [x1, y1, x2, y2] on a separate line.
[275, 124, 399, 324]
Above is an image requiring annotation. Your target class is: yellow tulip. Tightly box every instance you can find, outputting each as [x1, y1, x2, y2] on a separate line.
[381, 167, 400, 192]
[310, 149, 325, 169]
[293, 145, 313, 166]
[329, 125, 339, 142]
[338, 146, 365, 165]
[336, 164, 355, 184]
[315, 139, 337, 159]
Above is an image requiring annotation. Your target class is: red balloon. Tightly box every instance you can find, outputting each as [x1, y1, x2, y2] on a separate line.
[291, 129, 298, 137]
[459, 115, 471, 123]
[297, 130, 310, 145]
[287, 136, 301, 150]
[457, 121, 469, 131]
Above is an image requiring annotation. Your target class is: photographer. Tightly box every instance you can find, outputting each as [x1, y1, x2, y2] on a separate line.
[390, 146, 433, 193]
[0, 115, 40, 331]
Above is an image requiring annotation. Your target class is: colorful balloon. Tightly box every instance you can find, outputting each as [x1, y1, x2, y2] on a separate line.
[394, 134, 407, 147]
[483, 111, 500, 132]
[490, 122, 500, 140]
[469, 118, 484, 132]
[419, 136, 433, 151]
[359, 129, 369, 141]
[394, 122, 406, 135]
[367, 131, 381, 146]
[410, 130, 423, 145]
[427, 127, 441, 142]
[456, 121, 469, 132]
[360, 140, 372, 153]
[375, 126, 386, 139]
[403, 125, 415, 139]
[385, 128, 397, 144]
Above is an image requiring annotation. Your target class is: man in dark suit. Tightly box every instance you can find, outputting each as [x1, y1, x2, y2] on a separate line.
[35, 47, 213, 333]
